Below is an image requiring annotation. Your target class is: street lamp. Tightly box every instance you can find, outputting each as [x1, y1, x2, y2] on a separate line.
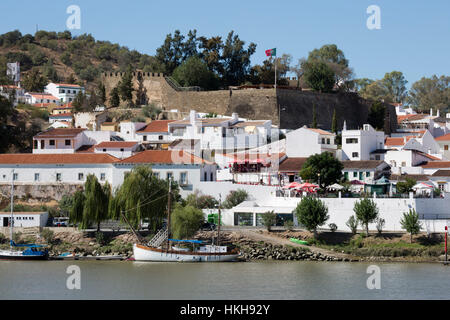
[317, 173, 321, 189]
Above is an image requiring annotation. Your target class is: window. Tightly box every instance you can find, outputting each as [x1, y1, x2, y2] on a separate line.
[445, 145, 449, 151]
[344, 172, 349, 180]
[34, 173, 40, 181]
[153, 172, 160, 178]
[120, 148, 124, 152]
[33, 140, 38, 148]
[180, 172, 187, 185]
[143, 135, 147, 141]
[322, 138, 325, 144]
[65, 140, 71, 146]
[366, 171, 371, 177]
[100, 173, 106, 181]
[359, 172, 363, 180]
[401, 162, 406, 167]
[346, 138, 358, 144]
[352, 152, 359, 158]
[78, 173, 84, 181]
[210, 172, 214, 181]
[13, 173, 18, 181]
[40, 140, 45, 148]
[56, 173, 61, 182]
[49, 140, 55, 146]
[353, 172, 357, 178]
[375, 155, 380, 160]
[327, 138, 330, 144]
[204, 172, 207, 181]
[158, 135, 163, 140]
[166, 172, 173, 180]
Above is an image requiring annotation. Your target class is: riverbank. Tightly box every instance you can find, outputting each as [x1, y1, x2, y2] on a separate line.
[0, 227, 446, 263]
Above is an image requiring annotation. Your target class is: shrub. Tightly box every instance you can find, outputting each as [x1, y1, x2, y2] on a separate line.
[400, 209, 422, 243]
[261, 211, 277, 232]
[41, 228, 54, 244]
[329, 223, 337, 232]
[284, 220, 294, 231]
[376, 218, 385, 235]
[346, 215, 358, 235]
[95, 231, 105, 245]
[223, 189, 248, 209]
[353, 198, 379, 235]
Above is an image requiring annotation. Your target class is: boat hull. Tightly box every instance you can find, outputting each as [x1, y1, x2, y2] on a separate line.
[133, 244, 239, 262]
[0, 253, 48, 261]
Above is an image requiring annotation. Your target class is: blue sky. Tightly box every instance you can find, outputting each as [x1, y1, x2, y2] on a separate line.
[0, 0, 449, 86]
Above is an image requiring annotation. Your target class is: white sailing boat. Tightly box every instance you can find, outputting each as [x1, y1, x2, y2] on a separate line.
[0, 170, 48, 260]
[130, 182, 239, 262]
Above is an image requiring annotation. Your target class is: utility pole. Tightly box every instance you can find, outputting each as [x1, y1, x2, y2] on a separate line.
[217, 194, 221, 246]
[166, 179, 172, 251]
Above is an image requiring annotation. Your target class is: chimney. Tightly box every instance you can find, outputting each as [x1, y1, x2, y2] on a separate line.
[189, 110, 197, 125]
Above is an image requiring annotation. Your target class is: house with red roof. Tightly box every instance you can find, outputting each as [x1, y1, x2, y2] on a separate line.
[136, 120, 176, 149]
[94, 141, 140, 159]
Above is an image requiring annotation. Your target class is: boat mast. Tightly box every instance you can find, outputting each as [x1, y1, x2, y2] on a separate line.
[10, 169, 14, 250]
[217, 194, 221, 246]
[166, 179, 172, 250]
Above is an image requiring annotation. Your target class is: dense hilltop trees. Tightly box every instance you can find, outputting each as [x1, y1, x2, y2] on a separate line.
[0, 29, 448, 112]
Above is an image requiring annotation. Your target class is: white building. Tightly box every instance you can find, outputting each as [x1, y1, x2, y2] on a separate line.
[167, 110, 271, 154]
[118, 121, 147, 141]
[94, 141, 139, 159]
[135, 120, 176, 149]
[342, 124, 384, 161]
[44, 83, 85, 103]
[384, 149, 440, 175]
[342, 160, 390, 183]
[0, 212, 48, 228]
[49, 113, 73, 124]
[74, 112, 108, 130]
[0, 85, 26, 106]
[25, 92, 60, 106]
[285, 126, 336, 158]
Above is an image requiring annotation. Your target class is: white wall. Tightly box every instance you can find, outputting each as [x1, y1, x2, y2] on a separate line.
[0, 212, 48, 228]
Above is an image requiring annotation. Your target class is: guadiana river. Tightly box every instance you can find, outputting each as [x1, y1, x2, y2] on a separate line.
[0, 260, 449, 299]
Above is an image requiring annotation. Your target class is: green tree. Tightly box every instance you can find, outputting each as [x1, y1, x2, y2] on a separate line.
[261, 210, 277, 232]
[400, 209, 422, 243]
[295, 196, 329, 238]
[170, 204, 204, 240]
[353, 198, 379, 235]
[142, 104, 162, 120]
[299, 152, 343, 189]
[58, 194, 74, 217]
[396, 178, 416, 194]
[223, 189, 248, 209]
[69, 175, 110, 231]
[221, 31, 256, 86]
[109, 165, 178, 231]
[381, 71, 408, 103]
[407, 75, 449, 112]
[367, 101, 386, 130]
[331, 108, 338, 134]
[311, 104, 317, 128]
[97, 82, 106, 105]
[118, 66, 134, 107]
[21, 68, 48, 92]
[172, 56, 219, 90]
[109, 87, 120, 108]
[185, 190, 218, 209]
[302, 60, 335, 93]
[360, 80, 392, 103]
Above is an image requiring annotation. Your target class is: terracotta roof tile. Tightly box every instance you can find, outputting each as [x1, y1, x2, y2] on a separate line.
[308, 128, 334, 135]
[137, 120, 175, 133]
[435, 133, 450, 141]
[95, 141, 138, 149]
[421, 161, 450, 169]
[278, 157, 308, 172]
[0, 153, 118, 164]
[342, 160, 387, 169]
[120, 150, 211, 165]
[34, 128, 85, 139]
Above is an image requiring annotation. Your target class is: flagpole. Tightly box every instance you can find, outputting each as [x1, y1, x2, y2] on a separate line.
[274, 56, 277, 90]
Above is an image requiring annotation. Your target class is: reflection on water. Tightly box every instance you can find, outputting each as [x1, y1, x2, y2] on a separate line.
[0, 260, 449, 299]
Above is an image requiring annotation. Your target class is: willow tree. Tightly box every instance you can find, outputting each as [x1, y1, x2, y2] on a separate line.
[109, 165, 179, 232]
[170, 204, 204, 239]
[69, 174, 110, 231]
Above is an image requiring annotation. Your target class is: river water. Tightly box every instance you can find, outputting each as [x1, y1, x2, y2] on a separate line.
[0, 260, 449, 299]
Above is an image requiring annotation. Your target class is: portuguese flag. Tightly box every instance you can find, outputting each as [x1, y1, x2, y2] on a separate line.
[265, 48, 276, 57]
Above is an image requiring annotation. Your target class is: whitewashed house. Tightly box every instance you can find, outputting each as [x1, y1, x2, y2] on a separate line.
[0, 85, 26, 106]
[74, 111, 108, 130]
[44, 83, 85, 103]
[135, 120, 176, 149]
[285, 126, 336, 158]
[49, 112, 73, 124]
[25, 92, 60, 106]
[342, 124, 385, 161]
[342, 160, 390, 183]
[118, 121, 147, 141]
[94, 141, 139, 159]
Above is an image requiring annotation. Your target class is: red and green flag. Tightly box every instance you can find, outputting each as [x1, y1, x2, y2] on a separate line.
[265, 48, 276, 57]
